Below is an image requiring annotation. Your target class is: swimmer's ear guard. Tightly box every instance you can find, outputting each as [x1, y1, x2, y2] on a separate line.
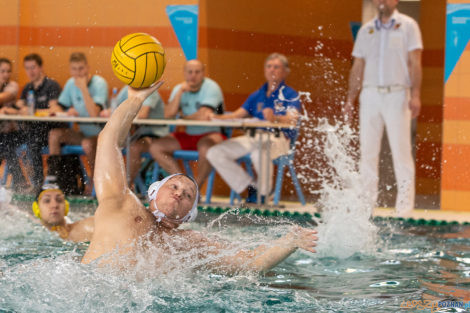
[32, 199, 69, 219]
[32, 176, 69, 219]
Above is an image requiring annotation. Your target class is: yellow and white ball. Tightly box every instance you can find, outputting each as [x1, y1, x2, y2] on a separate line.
[111, 33, 166, 88]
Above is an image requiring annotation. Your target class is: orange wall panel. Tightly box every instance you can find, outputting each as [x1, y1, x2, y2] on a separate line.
[415, 0, 446, 196]
[18, 0, 196, 27]
[441, 2, 470, 210]
[0, 0, 19, 25]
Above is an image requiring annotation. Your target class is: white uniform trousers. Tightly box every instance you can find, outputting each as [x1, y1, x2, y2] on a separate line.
[359, 87, 415, 215]
[207, 130, 290, 195]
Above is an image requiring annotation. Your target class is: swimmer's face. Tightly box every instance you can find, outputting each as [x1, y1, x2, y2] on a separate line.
[70, 60, 89, 79]
[38, 190, 66, 226]
[183, 60, 205, 91]
[373, 0, 398, 15]
[0, 62, 12, 85]
[153, 176, 197, 228]
[264, 57, 288, 86]
[24, 60, 43, 83]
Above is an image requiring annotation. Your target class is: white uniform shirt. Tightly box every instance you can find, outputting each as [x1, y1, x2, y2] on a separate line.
[352, 9, 423, 87]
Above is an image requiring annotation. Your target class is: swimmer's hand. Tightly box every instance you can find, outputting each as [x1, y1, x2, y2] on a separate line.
[286, 226, 318, 253]
[128, 81, 165, 102]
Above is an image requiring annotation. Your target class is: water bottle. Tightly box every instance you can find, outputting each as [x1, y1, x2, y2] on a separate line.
[110, 87, 118, 112]
[27, 90, 35, 115]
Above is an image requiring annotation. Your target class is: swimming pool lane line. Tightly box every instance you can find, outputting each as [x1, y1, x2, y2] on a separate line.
[11, 193, 470, 226]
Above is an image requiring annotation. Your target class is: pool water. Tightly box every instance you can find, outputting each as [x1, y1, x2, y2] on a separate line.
[1, 202, 469, 313]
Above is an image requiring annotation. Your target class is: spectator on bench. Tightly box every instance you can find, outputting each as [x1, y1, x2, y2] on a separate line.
[207, 53, 301, 203]
[48, 52, 108, 194]
[15, 53, 63, 193]
[149, 60, 225, 191]
[0, 57, 26, 191]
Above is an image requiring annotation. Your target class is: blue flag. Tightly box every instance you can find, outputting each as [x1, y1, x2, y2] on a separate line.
[445, 4, 470, 82]
[166, 5, 199, 60]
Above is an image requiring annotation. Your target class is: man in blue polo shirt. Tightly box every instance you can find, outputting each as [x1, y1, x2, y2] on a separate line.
[149, 59, 225, 190]
[207, 53, 301, 203]
[48, 52, 108, 193]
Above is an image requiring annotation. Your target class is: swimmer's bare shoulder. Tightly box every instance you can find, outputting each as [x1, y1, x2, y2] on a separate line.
[67, 216, 94, 242]
[82, 191, 156, 264]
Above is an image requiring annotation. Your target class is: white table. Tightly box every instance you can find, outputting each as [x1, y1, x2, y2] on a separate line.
[0, 115, 295, 204]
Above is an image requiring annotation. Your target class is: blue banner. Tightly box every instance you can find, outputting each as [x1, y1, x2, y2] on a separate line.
[349, 21, 361, 41]
[166, 5, 199, 60]
[445, 4, 470, 82]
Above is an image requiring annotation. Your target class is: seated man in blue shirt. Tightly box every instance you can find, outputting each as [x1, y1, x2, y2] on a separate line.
[47, 52, 108, 193]
[207, 53, 300, 203]
[149, 59, 225, 191]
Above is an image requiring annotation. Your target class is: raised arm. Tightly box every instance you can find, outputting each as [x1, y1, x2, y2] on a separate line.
[94, 82, 163, 203]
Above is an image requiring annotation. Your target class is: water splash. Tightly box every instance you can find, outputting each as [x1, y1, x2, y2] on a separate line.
[300, 119, 377, 259]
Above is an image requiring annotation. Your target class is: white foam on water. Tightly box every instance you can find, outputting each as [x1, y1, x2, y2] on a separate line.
[296, 118, 377, 259]
[0, 198, 302, 312]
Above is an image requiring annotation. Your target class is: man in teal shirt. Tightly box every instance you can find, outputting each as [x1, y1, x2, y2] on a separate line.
[48, 52, 108, 194]
[149, 59, 225, 191]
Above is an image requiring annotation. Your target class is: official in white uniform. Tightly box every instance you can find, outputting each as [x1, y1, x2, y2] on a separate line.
[344, 0, 423, 217]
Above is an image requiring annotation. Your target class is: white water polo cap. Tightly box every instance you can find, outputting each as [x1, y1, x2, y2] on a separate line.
[147, 173, 199, 223]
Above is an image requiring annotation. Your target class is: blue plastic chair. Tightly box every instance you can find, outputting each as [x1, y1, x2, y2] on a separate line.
[170, 120, 225, 204]
[132, 152, 161, 196]
[229, 155, 254, 205]
[272, 142, 306, 205]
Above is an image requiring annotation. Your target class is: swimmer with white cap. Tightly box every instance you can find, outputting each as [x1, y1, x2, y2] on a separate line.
[82, 82, 318, 272]
[147, 173, 199, 227]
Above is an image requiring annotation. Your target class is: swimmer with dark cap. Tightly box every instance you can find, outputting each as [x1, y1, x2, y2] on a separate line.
[82, 82, 318, 272]
[32, 177, 94, 242]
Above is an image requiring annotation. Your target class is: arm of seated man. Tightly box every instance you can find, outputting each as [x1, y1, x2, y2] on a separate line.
[74, 76, 104, 117]
[210, 107, 249, 120]
[183, 106, 214, 121]
[263, 107, 300, 124]
[48, 99, 65, 115]
[0, 105, 20, 115]
[15, 99, 29, 115]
